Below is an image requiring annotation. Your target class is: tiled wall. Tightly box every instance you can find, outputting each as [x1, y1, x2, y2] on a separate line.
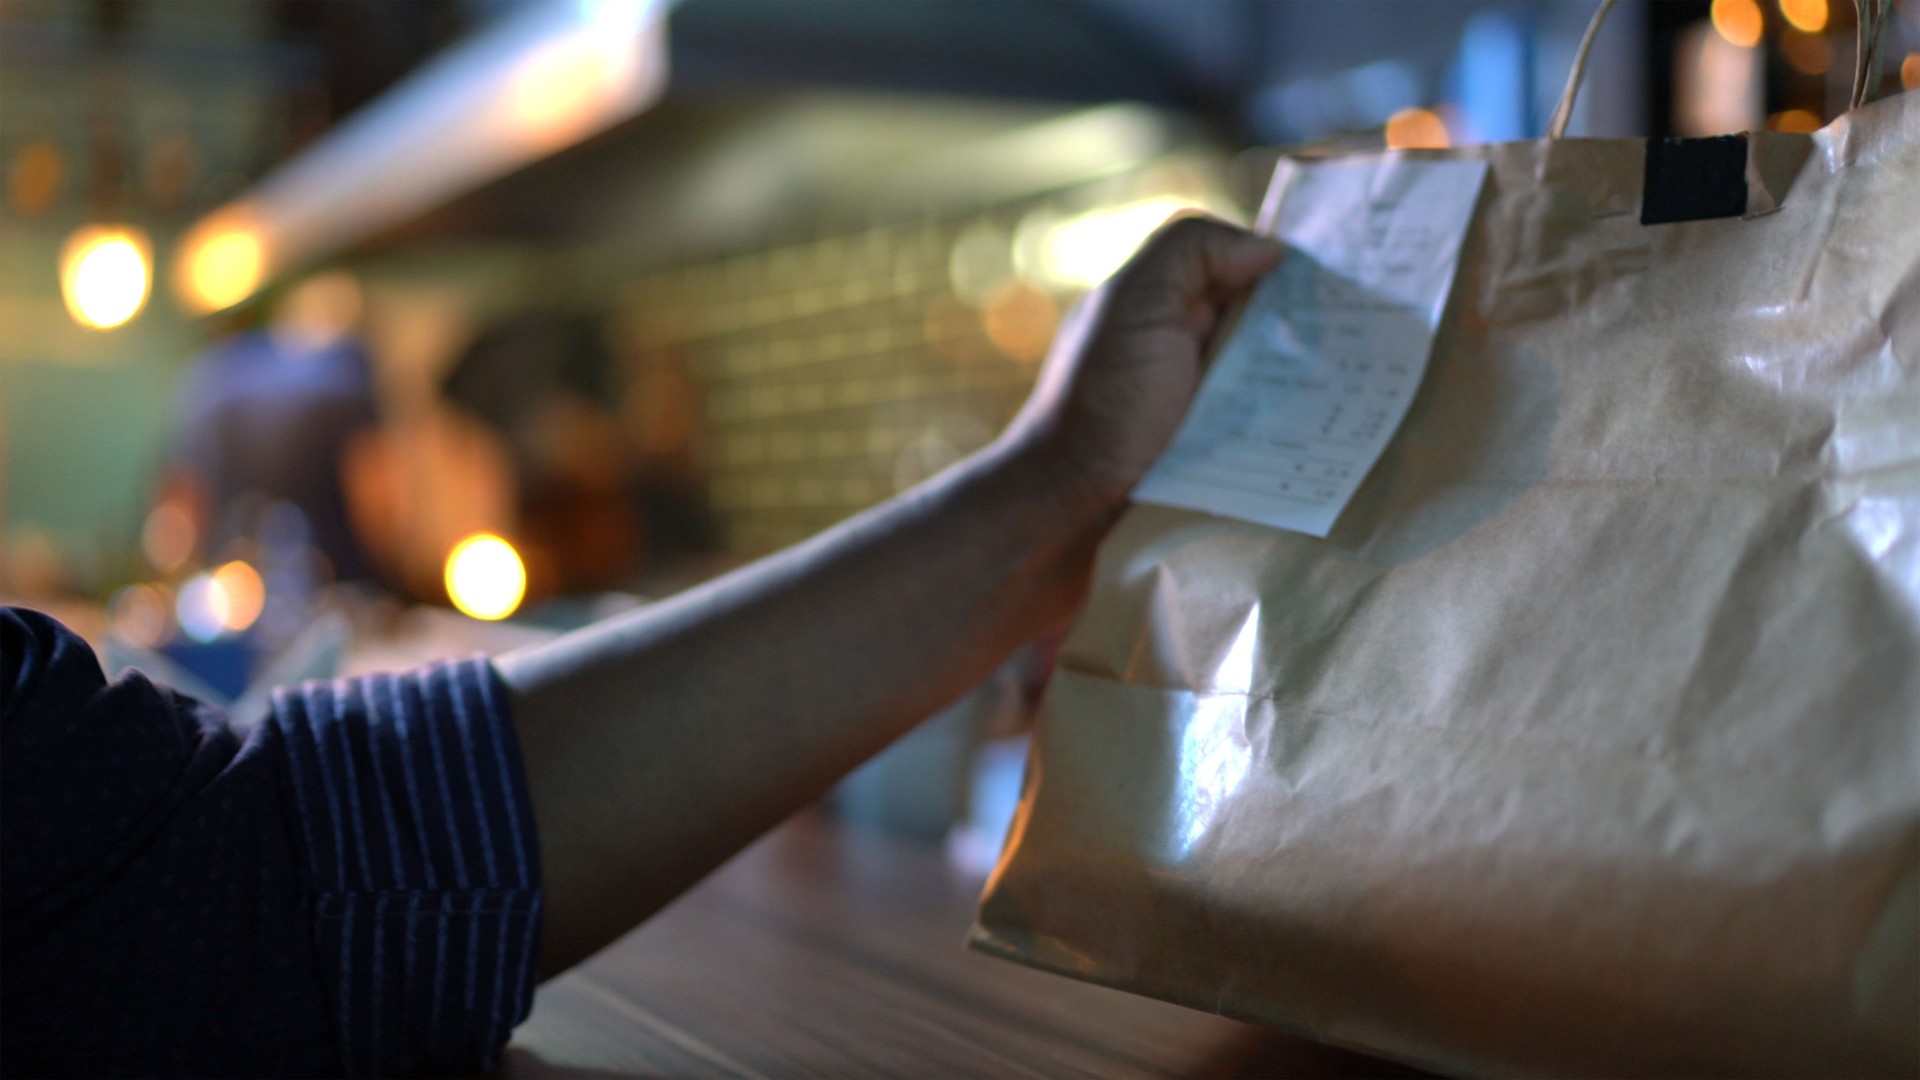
[619, 216, 1046, 556]
[616, 158, 1236, 558]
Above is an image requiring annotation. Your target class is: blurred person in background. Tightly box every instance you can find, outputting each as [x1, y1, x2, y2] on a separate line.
[0, 218, 1282, 1076]
[160, 272, 383, 586]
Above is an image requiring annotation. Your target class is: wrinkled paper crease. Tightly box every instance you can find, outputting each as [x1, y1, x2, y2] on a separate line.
[973, 93, 1920, 1077]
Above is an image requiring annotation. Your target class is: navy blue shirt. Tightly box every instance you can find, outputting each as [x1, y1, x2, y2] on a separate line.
[1, 607, 542, 1076]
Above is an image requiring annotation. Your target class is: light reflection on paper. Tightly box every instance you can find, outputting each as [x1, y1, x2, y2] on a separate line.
[1848, 496, 1915, 581]
[1169, 608, 1259, 859]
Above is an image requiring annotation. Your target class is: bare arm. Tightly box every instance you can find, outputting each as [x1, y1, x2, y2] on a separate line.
[497, 218, 1283, 977]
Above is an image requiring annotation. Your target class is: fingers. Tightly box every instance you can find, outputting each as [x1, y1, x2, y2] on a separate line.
[1123, 216, 1283, 308]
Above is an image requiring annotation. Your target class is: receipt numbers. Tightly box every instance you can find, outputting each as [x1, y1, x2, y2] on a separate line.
[1134, 156, 1489, 537]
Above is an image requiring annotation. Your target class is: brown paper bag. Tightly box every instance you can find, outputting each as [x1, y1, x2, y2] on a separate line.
[971, 78, 1920, 1080]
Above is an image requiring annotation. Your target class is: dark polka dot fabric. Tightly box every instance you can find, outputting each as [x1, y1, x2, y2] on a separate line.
[1, 608, 542, 1077]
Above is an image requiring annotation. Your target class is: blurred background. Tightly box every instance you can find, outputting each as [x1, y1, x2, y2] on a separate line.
[3, 0, 1916, 851]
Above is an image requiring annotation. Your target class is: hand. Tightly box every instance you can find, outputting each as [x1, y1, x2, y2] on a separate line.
[1001, 215, 1283, 517]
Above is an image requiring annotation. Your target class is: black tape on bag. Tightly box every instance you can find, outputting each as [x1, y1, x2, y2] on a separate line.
[1641, 134, 1748, 225]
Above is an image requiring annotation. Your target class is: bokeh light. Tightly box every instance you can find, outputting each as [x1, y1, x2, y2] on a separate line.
[272, 270, 365, 351]
[109, 584, 173, 649]
[177, 572, 226, 643]
[176, 561, 266, 641]
[8, 140, 64, 216]
[947, 221, 1015, 306]
[1384, 107, 1451, 150]
[142, 502, 197, 573]
[445, 533, 527, 621]
[211, 560, 266, 633]
[1767, 109, 1823, 132]
[981, 281, 1059, 363]
[176, 211, 267, 314]
[1020, 197, 1196, 290]
[508, 38, 617, 149]
[59, 226, 151, 330]
[1778, 0, 1827, 33]
[1712, 0, 1765, 48]
[1780, 30, 1832, 74]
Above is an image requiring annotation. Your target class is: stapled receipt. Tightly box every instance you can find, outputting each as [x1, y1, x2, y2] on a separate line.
[1134, 156, 1489, 537]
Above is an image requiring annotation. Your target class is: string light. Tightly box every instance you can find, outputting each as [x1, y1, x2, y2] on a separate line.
[1767, 108, 1823, 132]
[59, 226, 151, 330]
[176, 209, 267, 314]
[211, 560, 266, 633]
[176, 561, 267, 641]
[445, 534, 527, 620]
[1711, 0, 1765, 48]
[1778, 0, 1827, 33]
[981, 281, 1059, 363]
[1385, 107, 1451, 149]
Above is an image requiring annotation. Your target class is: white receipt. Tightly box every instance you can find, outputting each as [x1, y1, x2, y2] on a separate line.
[1133, 156, 1489, 537]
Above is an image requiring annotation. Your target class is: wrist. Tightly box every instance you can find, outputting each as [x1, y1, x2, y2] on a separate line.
[980, 422, 1130, 550]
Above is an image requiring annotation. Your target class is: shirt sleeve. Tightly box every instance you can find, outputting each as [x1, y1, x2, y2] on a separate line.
[0, 607, 542, 1077]
[269, 660, 543, 1076]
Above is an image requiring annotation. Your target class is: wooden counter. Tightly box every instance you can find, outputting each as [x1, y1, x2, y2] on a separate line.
[504, 813, 1415, 1078]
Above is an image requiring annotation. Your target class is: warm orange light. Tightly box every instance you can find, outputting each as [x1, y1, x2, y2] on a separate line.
[1780, 30, 1832, 74]
[1777, 0, 1827, 32]
[981, 281, 1059, 364]
[1384, 107, 1451, 150]
[445, 534, 527, 620]
[1767, 108, 1823, 132]
[508, 41, 608, 147]
[59, 225, 151, 330]
[142, 502, 197, 573]
[109, 584, 173, 649]
[176, 211, 267, 314]
[176, 560, 268, 641]
[211, 560, 266, 633]
[1712, 0, 1765, 48]
[1904, 52, 1920, 91]
[9, 140, 63, 216]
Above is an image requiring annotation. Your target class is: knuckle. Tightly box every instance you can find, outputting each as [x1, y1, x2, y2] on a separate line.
[1155, 214, 1216, 246]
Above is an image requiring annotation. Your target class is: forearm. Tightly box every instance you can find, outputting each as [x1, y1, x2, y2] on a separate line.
[497, 430, 1111, 976]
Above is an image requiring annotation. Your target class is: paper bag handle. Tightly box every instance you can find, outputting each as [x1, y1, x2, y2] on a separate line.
[1850, 0, 1894, 111]
[1546, 0, 1618, 140]
[1548, 0, 1894, 139]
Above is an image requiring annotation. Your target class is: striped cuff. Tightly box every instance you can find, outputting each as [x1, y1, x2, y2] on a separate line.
[269, 659, 542, 1077]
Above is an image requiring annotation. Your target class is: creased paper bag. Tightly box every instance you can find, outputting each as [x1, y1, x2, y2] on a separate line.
[972, 90, 1920, 1077]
